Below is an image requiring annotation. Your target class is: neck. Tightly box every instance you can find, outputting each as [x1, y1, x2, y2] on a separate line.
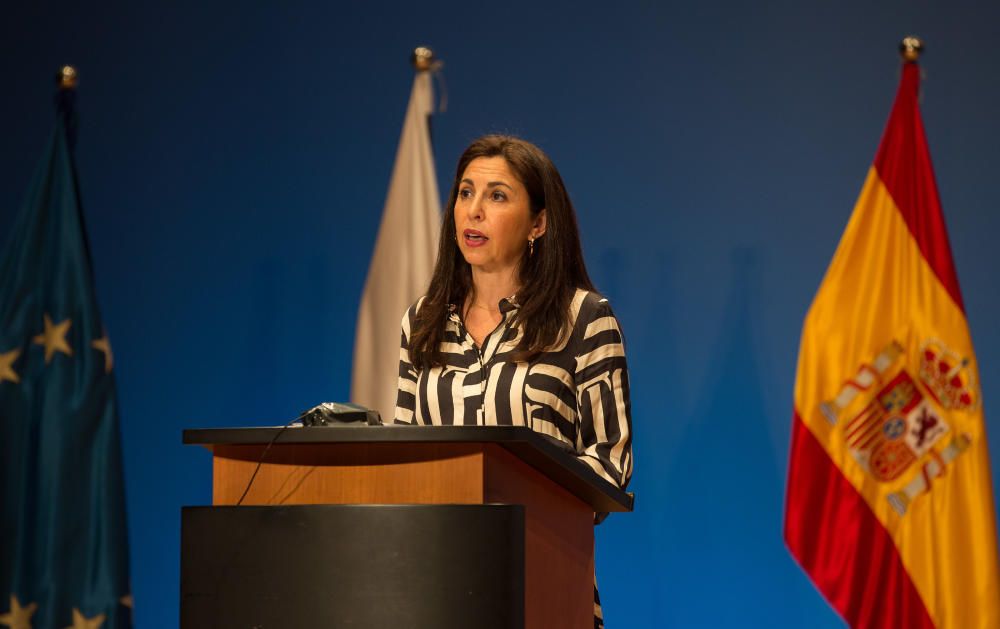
[469, 266, 519, 312]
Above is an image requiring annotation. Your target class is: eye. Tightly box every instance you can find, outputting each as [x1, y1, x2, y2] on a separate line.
[490, 190, 507, 202]
[458, 187, 473, 199]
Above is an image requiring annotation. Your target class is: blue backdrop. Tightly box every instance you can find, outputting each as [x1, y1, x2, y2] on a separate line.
[3, 2, 999, 627]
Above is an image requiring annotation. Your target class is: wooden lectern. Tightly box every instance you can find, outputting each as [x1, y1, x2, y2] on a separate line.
[182, 425, 632, 629]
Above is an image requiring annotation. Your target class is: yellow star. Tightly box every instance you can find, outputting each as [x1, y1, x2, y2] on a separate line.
[32, 314, 73, 364]
[91, 336, 113, 374]
[64, 608, 104, 629]
[0, 348, 21, 384]
[0, 593, 38, 629]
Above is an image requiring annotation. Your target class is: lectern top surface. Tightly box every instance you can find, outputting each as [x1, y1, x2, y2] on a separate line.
[183, 425, 634, 513]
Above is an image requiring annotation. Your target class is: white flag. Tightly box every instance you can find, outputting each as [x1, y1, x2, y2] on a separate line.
[351, 71, 440, 422]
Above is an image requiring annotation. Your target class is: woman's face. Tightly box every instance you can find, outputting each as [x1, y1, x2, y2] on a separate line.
[454, 156, 546, 276]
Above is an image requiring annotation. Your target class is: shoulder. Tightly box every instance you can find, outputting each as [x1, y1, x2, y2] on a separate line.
[568, 289, 627, 351]
[402, 295, 431, 320]
[400, 296, 429, 335]
[570, 289, 619, 325]
[413, 295, 430, 314]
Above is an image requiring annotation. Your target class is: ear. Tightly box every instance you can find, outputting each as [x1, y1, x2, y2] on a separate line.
[532, 209, 548, 239]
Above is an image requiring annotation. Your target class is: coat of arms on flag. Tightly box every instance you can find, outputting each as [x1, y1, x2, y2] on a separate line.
[819, 338, 979, 517]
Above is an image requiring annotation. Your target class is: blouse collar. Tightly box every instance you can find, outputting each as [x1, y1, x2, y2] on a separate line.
[447, 293, 520, 319]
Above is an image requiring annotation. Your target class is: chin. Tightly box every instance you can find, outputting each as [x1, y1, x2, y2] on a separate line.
[460, 251, 488, 266]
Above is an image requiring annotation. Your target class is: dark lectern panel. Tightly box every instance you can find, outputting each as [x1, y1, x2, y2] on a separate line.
[181, 505, 524, 629]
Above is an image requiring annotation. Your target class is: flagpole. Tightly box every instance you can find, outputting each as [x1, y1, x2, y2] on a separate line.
[899, 35, 924, 63]
[412, 46, 446, 113]
[53, 64, 95, 273]
[55, 65, 78, 149]
[411, 46, 437, 71]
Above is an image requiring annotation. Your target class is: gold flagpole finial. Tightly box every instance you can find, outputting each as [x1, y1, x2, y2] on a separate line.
[57, 65, 78, 90]
[899, 36, 924, 63]
[411, 46, 436, 72]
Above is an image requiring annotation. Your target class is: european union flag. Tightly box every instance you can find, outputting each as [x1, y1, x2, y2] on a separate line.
[0, 86, 132, 628]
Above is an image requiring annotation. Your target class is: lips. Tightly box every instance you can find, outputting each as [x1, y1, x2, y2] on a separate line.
[463, 229, 488, 248]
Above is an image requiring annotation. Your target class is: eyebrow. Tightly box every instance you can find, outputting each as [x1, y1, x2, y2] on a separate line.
[460, 178, 513, 189]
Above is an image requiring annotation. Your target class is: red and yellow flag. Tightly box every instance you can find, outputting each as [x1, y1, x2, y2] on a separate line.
[784, 57, 1000, 627]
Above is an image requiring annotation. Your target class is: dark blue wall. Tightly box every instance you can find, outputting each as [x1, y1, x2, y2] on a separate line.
[3, 2, 999, 626]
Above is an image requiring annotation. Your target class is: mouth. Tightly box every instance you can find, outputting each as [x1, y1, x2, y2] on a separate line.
[463, 229, 488, 247]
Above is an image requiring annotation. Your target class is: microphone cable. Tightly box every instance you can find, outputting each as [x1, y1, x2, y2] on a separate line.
[234, 412, 306, 506]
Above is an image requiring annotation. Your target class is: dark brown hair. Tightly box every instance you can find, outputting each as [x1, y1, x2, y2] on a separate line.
[409, 134, 595, 368]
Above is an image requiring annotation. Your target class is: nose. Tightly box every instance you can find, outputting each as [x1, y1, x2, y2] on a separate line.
[465, 192, 484, 221]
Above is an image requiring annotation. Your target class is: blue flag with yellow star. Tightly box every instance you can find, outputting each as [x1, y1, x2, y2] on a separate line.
[0, 109, 132, 628]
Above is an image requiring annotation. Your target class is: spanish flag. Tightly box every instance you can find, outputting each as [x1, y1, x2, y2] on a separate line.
[784, 48, 1000, 628]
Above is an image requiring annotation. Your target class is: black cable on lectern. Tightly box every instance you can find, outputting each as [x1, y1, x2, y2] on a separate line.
[234, 414, 304, 506]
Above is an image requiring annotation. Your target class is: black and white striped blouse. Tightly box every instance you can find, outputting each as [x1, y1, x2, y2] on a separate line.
[394, 288, 633, 490]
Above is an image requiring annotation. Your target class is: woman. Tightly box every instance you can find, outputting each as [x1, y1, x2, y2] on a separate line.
[394, 135, 632, 628]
